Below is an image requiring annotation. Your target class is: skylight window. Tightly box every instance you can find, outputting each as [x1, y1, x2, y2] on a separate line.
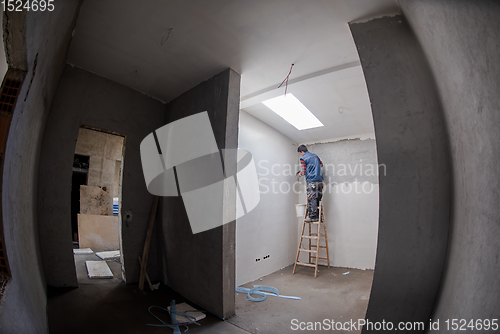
[262, 94, 324, 130]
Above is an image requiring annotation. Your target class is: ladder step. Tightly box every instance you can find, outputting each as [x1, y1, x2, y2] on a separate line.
[293, 201, 329, 278]
[295, 262, 316, 268]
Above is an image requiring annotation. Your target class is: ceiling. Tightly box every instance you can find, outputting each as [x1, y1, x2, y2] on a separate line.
[68, 0, 400, 143]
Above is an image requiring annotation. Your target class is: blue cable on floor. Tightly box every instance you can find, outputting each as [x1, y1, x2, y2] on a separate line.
[236, 285, 301, 301]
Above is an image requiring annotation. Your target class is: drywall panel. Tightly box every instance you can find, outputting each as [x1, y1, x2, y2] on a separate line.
[350, 15, 451, 332]
[85, 261, 113, 278]
[297, 140, 379, 270]
[0, 2, 83, 333]
[80, 185, 112, 215]
[38, 65, 165, 286]
[159, 68, 240, 319]
[78, 214, 119, 251]
[236, 111, 298, 286]
[399, 0, 500, 329]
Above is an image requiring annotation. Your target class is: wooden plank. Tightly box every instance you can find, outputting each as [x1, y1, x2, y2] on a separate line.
[139, 196, 159, 290]
[296, 262, 316, 268]
[138, 256, 154, 291]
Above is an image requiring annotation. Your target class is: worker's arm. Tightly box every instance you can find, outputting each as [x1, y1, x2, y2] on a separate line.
[296, 158, 306, 176]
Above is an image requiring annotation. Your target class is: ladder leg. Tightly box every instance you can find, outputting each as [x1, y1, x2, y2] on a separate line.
[293, 210, 308, 274]
[314, 202, 322, 278]
[321, 202, 330, 268]
[308, 218, 312, 264]
[323, 217, 330, 268]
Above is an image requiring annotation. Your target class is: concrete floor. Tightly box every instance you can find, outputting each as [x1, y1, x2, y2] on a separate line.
[73, 251, 124, 284]
[48, 261, 373, 333]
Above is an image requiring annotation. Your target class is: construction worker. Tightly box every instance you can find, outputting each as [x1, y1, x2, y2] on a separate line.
[296, 145, 324, 222]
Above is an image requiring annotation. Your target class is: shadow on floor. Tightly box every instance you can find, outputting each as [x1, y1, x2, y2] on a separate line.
[48, 265, 373, 333]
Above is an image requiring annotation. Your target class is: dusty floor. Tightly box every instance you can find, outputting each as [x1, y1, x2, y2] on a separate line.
[48, 256, 373, 333]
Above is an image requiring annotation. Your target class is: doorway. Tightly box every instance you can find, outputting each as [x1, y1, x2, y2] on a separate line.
[71, 127, 126, 283]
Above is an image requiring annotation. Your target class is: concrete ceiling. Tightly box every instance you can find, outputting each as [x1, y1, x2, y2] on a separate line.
[68, 0, 400, 143]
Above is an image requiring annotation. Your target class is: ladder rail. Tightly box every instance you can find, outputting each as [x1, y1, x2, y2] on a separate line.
[293, 201, 330, 278]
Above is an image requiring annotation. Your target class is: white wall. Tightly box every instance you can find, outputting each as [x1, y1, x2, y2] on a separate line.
[236, 111, 298, 286]
[298, 139, 379, 270]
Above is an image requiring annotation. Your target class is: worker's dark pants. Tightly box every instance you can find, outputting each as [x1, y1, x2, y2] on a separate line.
[306, 181, 323, 219]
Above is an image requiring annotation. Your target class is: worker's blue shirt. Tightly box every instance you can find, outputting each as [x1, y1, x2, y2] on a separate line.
[301, 152, 324, 182]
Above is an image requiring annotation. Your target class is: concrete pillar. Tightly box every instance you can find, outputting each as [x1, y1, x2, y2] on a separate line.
[400, 0, 500, 328]
[159, 68, 240, 319]
[350, 15, 451, 332]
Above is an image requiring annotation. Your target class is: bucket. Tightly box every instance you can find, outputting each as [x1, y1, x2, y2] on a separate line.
[295, 204, 307, 217]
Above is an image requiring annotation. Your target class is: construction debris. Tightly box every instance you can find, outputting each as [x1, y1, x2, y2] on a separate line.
[95, 250, 120, 259]
[86, 261, 113, 278]
[73, 248, 93, 255]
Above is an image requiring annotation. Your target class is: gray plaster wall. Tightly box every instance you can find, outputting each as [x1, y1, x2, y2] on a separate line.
[399, 1, 500, 329]
[159, 68, 240, 319]
[38, 65, 165, 286]
[0, 2, 82, 333]
[303, 139, 380, 270]
[236, 110, 298, 286]
[350, 16, 452, 332]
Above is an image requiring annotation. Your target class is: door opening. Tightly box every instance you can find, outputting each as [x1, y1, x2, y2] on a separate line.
[71, 127, 126, 283]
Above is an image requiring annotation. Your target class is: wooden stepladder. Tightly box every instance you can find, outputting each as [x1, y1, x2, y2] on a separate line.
[293, 201, 330, 278]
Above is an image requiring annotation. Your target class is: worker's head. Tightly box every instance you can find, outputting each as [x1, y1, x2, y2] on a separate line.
[297, 145, 308, 156]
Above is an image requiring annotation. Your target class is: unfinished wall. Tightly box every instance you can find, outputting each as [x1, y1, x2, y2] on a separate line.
[301, 139, 379, 270]
[79, 185, 112, 216]
[74, 127, 124, 196]
[38, 65, 165, 286]
[0, 13, 7, 78]
[159, 68, 240, 319]
[77, 214, 119, 251]
[0, 2, 83, 333]
[236, 110, 298, 286]
[399, 0, 500, 329]
[350, 15, 451, 332]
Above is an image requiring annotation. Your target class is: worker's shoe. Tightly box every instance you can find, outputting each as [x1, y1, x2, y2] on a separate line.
[305, 217, 319, 222]
[310, 217, 319, 222]
[304, 217, 312, 222]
